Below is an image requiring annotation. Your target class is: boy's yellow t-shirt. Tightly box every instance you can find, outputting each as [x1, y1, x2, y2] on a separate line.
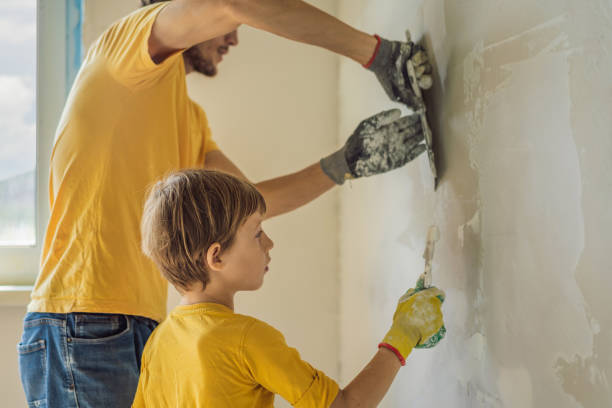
[132, 303, 340, 408]
[27, 4, 219, 322]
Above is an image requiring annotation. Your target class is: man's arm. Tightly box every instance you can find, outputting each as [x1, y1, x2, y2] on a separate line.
[205, 109, 425, 218]
[204, 150, 334, 219]
[149, 0, 377, 64]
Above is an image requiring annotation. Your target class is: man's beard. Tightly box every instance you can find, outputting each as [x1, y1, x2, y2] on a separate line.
[183, 46, 217, 77]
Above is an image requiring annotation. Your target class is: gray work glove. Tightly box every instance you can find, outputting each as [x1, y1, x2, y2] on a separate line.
[366, 32, 433, 111]
[320, 109, 426, 185]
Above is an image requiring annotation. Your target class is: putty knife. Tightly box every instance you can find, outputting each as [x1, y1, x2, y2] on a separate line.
[421, 225, 440, 289]
[415, 225, 446, 349]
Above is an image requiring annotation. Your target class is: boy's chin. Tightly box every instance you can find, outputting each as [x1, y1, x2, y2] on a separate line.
[242, 279, 264, 292]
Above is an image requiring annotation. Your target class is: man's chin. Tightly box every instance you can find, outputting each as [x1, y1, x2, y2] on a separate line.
[191, 59, 217, 77]
[184, 48, 217, 77]
[195, 66, 217, 77]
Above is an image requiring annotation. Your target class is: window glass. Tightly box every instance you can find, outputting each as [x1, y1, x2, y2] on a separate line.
[0, 1, 37, 246]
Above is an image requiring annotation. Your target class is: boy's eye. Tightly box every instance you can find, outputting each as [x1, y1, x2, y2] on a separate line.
[256, 231, 263, 238]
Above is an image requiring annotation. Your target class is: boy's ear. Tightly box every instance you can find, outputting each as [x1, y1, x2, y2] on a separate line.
[206, 243, 224, 272]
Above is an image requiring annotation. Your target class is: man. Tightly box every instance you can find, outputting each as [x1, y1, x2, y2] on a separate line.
[17, 0, 433, 407]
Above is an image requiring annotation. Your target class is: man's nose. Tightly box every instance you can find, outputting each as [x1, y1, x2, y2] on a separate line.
[225, 30, 238, 46]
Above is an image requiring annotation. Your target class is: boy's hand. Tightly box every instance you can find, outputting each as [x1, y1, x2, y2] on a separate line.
[379, 284, 445, 365]
[365, 31, 433, 111]
[319, 109, 426, 185]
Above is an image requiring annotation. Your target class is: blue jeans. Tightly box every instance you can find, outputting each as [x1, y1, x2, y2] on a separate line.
[17, 312, 158, 408]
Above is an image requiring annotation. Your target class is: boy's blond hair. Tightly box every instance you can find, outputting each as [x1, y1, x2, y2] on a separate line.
[141, 169, 266, 291]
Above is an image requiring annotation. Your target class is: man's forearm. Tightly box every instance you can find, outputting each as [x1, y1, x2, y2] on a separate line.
[158, 0, 378, 65]
[255, 162, 335, 219]
[229, 0, 378, 65]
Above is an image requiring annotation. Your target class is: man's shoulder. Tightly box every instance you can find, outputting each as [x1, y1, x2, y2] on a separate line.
[187, 98, 206, 114]
[104, 4, 167, 39]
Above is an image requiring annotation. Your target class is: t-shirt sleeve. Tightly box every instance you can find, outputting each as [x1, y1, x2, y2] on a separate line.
[241, 320, 339, 408]
[191, 102, 220, 167]
[198, 107, 220, 155]
[131, 356, 148, 408]
[94, 3, 184, 89]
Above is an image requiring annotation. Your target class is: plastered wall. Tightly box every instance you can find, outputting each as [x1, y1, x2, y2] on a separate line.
[337, 0, 612, 406]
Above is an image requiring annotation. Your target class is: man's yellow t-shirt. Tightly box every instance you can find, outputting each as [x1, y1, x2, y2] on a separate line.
[132, 303, 340, 407]
[28, 4, 218, 322]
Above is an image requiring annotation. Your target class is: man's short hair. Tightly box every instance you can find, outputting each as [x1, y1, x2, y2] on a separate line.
[141, 169, 267, 292]
[140, 0, 168, 7]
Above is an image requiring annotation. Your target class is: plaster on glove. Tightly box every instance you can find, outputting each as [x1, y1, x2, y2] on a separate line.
[365, 31, 433, 111]
[413, 273, 447, 349]
[379, 284, 445, 365]
[320, 109, 426, 185]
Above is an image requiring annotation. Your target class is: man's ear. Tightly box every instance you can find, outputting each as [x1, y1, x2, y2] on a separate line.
[206, 243, 224, 272]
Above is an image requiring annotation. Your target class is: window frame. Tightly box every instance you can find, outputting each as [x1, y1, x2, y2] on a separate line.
[0, 0, 83, 303]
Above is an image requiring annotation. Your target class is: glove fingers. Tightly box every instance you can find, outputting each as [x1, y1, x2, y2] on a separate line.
[418, 75, 433, 90]
[390, 114, 421, 130]
[398, 280, 444, 304]
[401, 126, 425, 148]
[398, 289, 416, 304]
[415, 273, 426, 290]
[405, 143, 427, 162]
[366, 109, 402, 129]
[415, 64, 433, 77]
[421, 287, 446, 303]
[411, 48, 429, 66]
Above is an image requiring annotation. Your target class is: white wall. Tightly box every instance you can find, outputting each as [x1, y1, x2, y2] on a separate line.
[1, 1, 339, 407]
[337, 0, 612, 406]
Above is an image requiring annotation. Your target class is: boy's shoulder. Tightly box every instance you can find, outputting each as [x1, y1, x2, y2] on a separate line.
[162, 304, 280, 339]
[235, 314, 288, 349]
[154, 306, 287, 354]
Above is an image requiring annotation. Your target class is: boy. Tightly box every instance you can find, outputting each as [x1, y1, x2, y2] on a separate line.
[133, 169, 444, 407]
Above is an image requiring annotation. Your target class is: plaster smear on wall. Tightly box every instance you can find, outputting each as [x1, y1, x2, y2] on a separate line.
[463, 16, 599, 406]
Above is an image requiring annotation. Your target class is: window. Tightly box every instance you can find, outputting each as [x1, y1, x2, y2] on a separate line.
[0, 1, 37, 246]
[0, 0, 83, 293]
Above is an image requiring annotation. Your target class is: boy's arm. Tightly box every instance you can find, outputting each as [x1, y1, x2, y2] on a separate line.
[330, 286, 446, 408]
[149, 0, 377, 65]
[330, 348, 400, 408]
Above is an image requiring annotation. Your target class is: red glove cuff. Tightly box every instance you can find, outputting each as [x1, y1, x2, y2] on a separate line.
[363, 34, 382, 68]
[378, 342, 406, 366]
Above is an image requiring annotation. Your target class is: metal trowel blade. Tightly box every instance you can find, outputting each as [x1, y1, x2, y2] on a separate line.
[406, 60, 437, 191]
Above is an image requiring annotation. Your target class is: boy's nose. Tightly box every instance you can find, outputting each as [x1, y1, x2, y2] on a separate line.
[225, 30, 238, 46]
[264, 233, 274, 250]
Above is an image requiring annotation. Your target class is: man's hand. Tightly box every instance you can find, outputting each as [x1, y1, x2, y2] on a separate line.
[320, 109, 426, 185]
[379, 284, 445, 365]
[365, 31, 433, 111]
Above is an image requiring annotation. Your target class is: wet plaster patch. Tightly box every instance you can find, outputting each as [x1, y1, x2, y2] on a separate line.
[458, 209, 480, 248]
[555, 353, 612, 407]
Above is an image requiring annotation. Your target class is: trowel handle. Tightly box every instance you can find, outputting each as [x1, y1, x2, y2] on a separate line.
[422, 225, 439, 288]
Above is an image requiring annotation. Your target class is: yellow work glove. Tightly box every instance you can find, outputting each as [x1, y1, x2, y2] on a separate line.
[378, 283, 445, 365]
